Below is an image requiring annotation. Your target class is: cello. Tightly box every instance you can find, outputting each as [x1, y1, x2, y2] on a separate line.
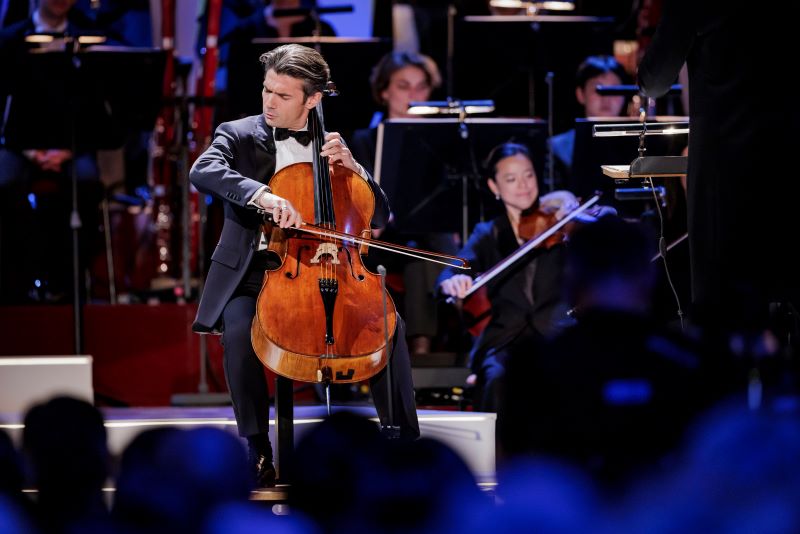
[250, 86, 466, 384]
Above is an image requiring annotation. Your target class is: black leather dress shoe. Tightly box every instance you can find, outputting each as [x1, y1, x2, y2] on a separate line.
[251, 451, 277, 488]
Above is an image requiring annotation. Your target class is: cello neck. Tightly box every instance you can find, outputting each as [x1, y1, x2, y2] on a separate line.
[309, 104, 336, 227]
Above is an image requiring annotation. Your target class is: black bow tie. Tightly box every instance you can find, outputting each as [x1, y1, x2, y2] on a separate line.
[274, 127, 311, 146]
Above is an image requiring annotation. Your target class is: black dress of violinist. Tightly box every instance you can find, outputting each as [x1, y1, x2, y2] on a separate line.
[437, 142, 612, 411]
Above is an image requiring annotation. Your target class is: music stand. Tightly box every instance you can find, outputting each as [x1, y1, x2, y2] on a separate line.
[1, 45, 165, 353]
[2, 46, 164, 150]
[375, 117, 548, 243]
[226, 36, 391, 138]
[570, 117, 688, 217]
[3, 53, 110, 150]
[79, 46, 165, 134]
[453, 15, 613, 133]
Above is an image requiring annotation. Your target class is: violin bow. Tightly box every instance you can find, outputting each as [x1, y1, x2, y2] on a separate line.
[289, 223, 470, 270]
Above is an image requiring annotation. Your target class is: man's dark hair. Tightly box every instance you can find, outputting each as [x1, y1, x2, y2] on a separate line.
[259, 44, 330, 99]
[575, 55, 630, 89]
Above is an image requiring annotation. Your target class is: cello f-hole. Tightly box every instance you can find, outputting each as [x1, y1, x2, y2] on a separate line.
[286, 245, 307, 279]
[342, 246, 365, 281]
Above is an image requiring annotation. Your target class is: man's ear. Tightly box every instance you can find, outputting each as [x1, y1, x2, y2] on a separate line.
[305, 91, 323, 109]
[575, 86, 586, 106]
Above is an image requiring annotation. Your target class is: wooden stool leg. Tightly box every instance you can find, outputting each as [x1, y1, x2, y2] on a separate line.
[275, 375, 294, 484]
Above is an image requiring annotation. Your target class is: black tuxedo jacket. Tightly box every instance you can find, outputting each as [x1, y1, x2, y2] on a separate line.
[190, 114, 390, 332]
[638, 0, 800, 323]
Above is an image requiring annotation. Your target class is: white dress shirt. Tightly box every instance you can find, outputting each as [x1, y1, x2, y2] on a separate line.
[248, 123, 366, 250]
[250, 126, 312, 250]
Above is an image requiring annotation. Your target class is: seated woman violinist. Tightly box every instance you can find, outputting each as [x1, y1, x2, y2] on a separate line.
[437, 142, 613, 411]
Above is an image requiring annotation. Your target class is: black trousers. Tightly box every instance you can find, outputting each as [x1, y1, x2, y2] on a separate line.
[221, 256, 420, 443]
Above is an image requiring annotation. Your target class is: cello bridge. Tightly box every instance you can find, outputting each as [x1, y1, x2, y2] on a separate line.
[310, 242, 340, 264]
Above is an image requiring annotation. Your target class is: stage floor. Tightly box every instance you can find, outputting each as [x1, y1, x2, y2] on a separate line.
[0, 405, 497, 485]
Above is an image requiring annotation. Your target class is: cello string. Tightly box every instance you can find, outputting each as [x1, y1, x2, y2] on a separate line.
[317, 101, 339, 350]
[321, 104, 337, 288]
[309, 106, 329, 358]
[325, 106, 338, 360]
[320, 105, 335, 285]
[315, 103, 334, 358]
[312, 107, 325, 282]
[312, 106, 331, 286]
[316, 105, 333, 285]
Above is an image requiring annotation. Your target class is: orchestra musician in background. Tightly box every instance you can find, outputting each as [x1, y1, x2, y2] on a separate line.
[549, 55, 631, 188]
[350, 51, 459, 355]
[437, 142, 612, 411]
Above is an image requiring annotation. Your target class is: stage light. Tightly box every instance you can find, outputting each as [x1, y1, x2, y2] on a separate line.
[407, 100, 495, 116]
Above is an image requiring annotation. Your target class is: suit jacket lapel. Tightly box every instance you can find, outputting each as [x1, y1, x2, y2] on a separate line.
[252, 114, 276, 183]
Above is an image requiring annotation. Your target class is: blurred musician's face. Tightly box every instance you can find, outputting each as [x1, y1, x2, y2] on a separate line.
[40, 0, 75, 20]
[381, 66, 432, 119]
[488, 154, 539, 213]
[262, 69, 321, 130]
[577, 72, 625, 118]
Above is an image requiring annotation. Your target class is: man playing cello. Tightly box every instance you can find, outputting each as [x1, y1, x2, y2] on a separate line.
[190, 44, 419, 487]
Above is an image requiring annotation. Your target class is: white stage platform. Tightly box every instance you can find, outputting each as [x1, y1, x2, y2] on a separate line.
[0, 405, 497, 483]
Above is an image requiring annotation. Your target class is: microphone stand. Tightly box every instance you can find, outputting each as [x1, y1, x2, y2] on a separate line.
[377, 265, 399, 439]
[66, 36, 84, 354]
[446, 3, 455, 97]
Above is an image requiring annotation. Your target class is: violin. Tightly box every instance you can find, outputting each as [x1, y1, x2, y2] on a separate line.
[250, 88, 467, 384]
[518, 205, 566, 244]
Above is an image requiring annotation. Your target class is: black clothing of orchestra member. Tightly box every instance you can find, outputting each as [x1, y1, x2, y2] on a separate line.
[436, 211, 568, 411]
[349, 127, 377, 176]
[638, 0, 800, 332]
[190, 45, 420, 486]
